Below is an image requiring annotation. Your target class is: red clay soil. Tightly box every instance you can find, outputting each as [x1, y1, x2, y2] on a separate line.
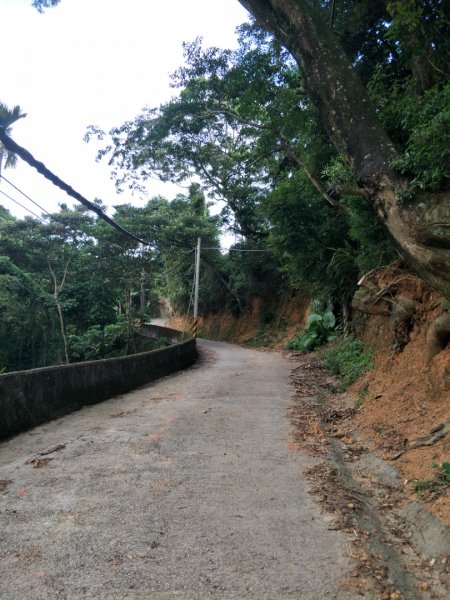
[170, 291, 310, 346]
[349, 266, 450, 526]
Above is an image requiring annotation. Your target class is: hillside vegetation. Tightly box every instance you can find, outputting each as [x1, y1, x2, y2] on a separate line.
[1, 1, 449, 376]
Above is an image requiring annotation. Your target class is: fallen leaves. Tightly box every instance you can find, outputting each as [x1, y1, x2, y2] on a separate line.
[305, 462, 362, 529]
[0, 479, 13, 491]
[25, 458, 53, 468]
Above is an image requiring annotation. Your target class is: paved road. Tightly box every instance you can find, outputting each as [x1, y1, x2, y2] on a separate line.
[0, 340, 364, 599]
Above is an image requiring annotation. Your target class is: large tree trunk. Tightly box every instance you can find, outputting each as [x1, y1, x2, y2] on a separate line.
[238, 0, 450, 299]
[48, 259, 70, 365]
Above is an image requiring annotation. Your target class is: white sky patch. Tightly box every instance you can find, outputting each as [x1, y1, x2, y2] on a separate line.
[0, 0, 249, 221]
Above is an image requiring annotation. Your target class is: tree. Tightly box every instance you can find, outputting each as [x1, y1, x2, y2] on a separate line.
[87, 23, 398, 304]
[0, 103, 27, 178]
[237, 0, 450, 300]
[0, 206, 15, 223]
[0, 206, 124, 369]
[86, 28, 338, 239]
[31, 0, 60, 12]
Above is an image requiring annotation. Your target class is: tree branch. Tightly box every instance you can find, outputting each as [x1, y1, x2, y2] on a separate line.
[197, 108, 338, 207]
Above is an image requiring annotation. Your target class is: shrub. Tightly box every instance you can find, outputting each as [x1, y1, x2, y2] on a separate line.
[320, 337, 372, 390]
[286, 306, 336, 352]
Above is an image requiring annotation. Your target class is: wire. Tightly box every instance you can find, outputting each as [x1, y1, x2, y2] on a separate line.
[1, 175, 54, 219]
[182, 273, 196, 337]
[0, 127, 152, 246]
[202, 247, 269, 252]
[163, 248, 195, 277]
[0, 188, 45, 221]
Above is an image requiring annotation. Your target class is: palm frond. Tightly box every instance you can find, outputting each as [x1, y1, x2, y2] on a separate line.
[0, 102, 27, 129]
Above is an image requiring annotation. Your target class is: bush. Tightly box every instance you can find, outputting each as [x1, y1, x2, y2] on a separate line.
[320, 337, 372, 390]
[68, 319, 130, 361]
[285, 306, 336, 352]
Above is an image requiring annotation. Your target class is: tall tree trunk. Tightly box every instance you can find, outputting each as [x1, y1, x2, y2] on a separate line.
[48, 259, 70, 365]
[238, 0, 450, 299]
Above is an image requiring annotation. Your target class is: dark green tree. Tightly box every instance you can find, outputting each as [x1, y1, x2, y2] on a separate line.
[237, 0, 450, 299]
[0, 102, 27, 178]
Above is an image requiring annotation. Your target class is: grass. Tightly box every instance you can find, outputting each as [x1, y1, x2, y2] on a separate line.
[414, 462, 450, 499]
[244, 319, 288, 348]
[319, 336, 373, 391]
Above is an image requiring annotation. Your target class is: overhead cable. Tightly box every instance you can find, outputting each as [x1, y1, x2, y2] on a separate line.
[0, 188, 45, 221]
[1, 175, 54, 219]
[202, 247, 268, 252]
[0, 127, 151, 245]
[163, 248, 195, 276]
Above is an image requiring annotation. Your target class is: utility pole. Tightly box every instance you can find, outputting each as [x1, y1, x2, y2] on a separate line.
[194, 237, 201, 319]
[187, 237, 201, 339]
[140, 270, 146, 314]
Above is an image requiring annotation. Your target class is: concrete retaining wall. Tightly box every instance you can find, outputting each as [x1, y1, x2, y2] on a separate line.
[139, 323, 188, 345]
[0, 327, 196, 441]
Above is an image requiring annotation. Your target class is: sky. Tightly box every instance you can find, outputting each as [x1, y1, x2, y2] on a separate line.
[0, 0, 250, 220]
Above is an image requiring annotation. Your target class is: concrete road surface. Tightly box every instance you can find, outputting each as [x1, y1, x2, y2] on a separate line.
[0, 340, 367, 599]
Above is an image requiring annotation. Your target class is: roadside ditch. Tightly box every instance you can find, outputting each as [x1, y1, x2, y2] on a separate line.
[287, 352, 450, 600]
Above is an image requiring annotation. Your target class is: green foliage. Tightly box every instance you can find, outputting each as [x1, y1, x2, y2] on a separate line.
[67, 319, 165, 362]
[321, 156, 355, 189]
[286, 306, 336, 352]
[414, 462, 450, 498]
[321, 157, 398, 279]
[0, 184, 230, 371]
[320, 337, 373, 391]
[389, 84, 450, 191]
[31, 0, 60, 12]
[342, 197, 398, 274]
[0, 102, 27, 174]
[0, 206, 15, 223]
[264, 171, 350, 296]
[67, 321, 129, 362]
[86, 25, 327, 247]
[385, 0, 450, 88]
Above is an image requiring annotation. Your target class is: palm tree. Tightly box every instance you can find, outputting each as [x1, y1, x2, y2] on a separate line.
[0, 102, 27, 178]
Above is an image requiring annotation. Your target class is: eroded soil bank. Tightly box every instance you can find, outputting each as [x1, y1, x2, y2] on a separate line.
[287, 351, 450, 599]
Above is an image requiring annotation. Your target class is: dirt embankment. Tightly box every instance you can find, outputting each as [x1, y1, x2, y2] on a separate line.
[170, 290, 310, 347]
[349, 265, 450, 526]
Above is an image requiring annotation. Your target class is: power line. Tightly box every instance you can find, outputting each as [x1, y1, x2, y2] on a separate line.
[0, 174, 91, 229]
[163, 248, 195, 277]
[202, 247, 269, 252]
[1, 175, 54, 219]
[0, 127, 152, 246]
[0, 188, 45, 221]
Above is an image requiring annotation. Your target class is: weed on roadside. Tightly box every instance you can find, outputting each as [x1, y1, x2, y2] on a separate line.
[414, 462, 450, 499]
[285, 307, 336, 352]
[355, 382, 369, 408]
[320, 337, 372, 391]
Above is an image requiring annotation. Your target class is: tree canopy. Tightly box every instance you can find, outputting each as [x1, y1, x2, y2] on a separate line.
[2, 0, 448, 373]
[237, 0, 450, 298]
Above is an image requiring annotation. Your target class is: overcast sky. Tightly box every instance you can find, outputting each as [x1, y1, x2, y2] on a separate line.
[0, 0, 250, 219]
